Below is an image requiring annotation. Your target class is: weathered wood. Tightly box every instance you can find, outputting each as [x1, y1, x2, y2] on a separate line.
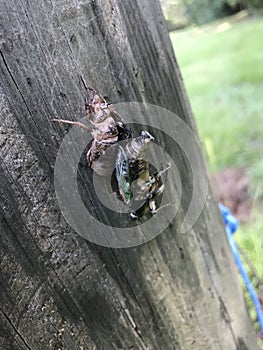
[0, 0, 258, 349]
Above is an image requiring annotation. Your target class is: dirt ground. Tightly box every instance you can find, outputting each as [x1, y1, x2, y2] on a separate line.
[210, 167, 252, 223]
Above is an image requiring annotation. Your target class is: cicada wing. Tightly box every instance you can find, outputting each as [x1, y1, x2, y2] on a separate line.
[116, 145, 133, 205]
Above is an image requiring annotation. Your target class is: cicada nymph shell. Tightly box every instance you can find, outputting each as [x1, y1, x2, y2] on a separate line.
[53, 88, 130, 176]
[85, 90, 131, 176]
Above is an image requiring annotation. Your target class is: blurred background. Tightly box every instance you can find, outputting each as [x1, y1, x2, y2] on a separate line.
[160, 0, 263, 339]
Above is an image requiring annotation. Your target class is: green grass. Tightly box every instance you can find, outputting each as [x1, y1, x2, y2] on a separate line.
[237, 210, 263, 280]
[235, 209, 263, 336]
[170, 15, 263, 337]
[170, 16, 263, 193]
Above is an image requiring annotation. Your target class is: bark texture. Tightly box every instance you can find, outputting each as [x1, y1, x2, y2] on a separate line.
[0, 1, 258, 349]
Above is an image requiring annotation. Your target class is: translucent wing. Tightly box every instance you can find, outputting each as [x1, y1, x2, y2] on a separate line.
[116, 145, 133, 205]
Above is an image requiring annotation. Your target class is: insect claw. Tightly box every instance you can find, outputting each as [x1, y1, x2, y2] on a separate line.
[156, 163, 171, 179]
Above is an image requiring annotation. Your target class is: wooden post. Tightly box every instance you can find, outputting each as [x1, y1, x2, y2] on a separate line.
[0, 1, 258, 349]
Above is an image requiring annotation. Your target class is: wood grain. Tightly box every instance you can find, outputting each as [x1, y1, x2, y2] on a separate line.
[0, 0, 258, 349]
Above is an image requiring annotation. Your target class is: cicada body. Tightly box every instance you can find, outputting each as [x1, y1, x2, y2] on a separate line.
[130, 168, 168, 220]
[116, 131, 154, 203]
[115, 131, 169, 219]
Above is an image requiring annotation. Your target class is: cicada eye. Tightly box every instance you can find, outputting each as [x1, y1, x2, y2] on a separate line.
[141, 130, 154, 141]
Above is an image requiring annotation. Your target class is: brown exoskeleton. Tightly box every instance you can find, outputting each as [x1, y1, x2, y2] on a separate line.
[53, 88, 130, 176]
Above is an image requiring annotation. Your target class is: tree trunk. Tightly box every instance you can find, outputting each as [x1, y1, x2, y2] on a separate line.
[0, 1, 258, 349]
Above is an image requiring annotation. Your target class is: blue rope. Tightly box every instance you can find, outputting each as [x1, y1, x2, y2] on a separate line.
[219, 203, 263, 333]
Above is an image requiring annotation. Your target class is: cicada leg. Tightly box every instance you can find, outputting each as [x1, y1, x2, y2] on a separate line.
[52, 118, 91, 131]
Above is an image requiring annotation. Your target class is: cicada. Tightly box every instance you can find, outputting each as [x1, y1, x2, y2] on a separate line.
[53, 89, 170, 219]
[115, 131, 170, 219]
